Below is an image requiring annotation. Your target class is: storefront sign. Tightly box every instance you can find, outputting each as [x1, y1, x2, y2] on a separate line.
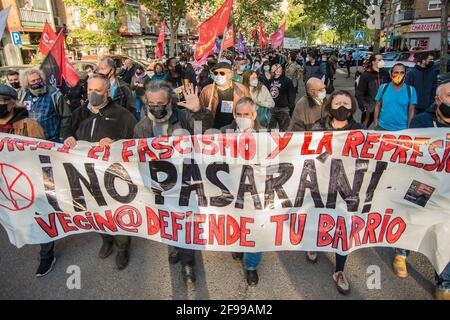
[410, 23, 450, 32]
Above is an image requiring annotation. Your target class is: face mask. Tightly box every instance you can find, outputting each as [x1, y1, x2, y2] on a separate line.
[318, 90, 327, 101]
[254, 63, 260, 69]
[10, 82, 20, 89]
[330, 106, 352, 121]
[427, 61, 434, 68]
[438, 102, 450, 119]
[29, 81, 46, 96]
[391, 74, 405, 85]
[88, 92, 107, 107]
[306, 57, 310, 62]
[322, 58, 327, 62]
[249, 79, 258, 87]
[214, 75, 227, 86]
[149, 104, 168, 119]
[239, 65, 246, 72]
[263, 65, 270, 72]
[377, 60, 385, 69]
[235, 117, 253, 131]
[0, 103, 10, 118]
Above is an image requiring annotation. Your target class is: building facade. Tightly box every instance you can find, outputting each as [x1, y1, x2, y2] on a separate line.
[0, 0, 200, 66]
[382, 0, 450, 51]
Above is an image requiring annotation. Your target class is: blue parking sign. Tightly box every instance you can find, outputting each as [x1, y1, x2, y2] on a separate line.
[11, 32, 22, 46]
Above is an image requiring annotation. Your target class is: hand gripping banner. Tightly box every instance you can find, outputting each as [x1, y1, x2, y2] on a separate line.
[0, 130, 449, 273]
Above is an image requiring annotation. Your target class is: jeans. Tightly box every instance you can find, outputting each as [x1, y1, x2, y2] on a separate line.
[269, 108, 291, 131]
[170, 245, 196, 267]
[40, 242, 55, 261]
[244, 252, 262, 271]
[134, 96, 144, 121]
[436, 262, 450, 290]
[394, 248, 411, 257]
[336, 253, 348, 272]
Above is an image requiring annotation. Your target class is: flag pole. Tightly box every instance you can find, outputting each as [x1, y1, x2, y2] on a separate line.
[208, 26, 228, 111]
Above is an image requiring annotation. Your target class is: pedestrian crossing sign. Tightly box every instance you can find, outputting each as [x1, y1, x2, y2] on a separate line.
[354, 31, 365, 41]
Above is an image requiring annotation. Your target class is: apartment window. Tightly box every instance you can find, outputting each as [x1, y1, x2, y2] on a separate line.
[18, 0, 48, 11]
[428, 0, 442, 10]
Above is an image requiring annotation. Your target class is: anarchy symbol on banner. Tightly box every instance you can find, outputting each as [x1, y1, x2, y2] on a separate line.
[0, 163, 35, 211]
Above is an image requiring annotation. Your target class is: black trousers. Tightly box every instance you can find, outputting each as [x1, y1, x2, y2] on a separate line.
[101, 234, 131, 252]
[170, 246, 196, 267]
[40, 242, 55, 261]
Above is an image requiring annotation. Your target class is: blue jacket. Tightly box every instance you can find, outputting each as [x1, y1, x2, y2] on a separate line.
[405, 64, 438, 112]
[410, 104, 449, 128]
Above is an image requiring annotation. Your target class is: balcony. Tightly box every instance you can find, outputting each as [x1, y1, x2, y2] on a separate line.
[19, 8, 53, 29]
[394, 10, 414, 25]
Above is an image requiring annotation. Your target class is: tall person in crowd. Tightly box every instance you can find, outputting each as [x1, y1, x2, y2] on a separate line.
[268, 63, 295, 130]
[356, 53, 390, 128]
[405, 52, 438, 114]
[130, 64, 151, 121]
[97, 57, 135, 115]
[199, 62, 250, 130]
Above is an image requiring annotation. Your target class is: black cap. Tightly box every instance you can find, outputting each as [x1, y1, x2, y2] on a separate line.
[0, 84, 18, 100]
[211, 62, 232, 71]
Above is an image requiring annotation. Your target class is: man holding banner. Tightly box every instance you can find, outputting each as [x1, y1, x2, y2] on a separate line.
[134, 81, 213, 283]
[64, 73, 137, 270]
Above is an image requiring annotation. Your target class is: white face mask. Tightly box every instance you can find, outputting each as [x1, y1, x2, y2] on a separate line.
[306, 57, 310, 62]
[377, 60, 385, 69]
[214, 75, 227, 86]
[235, 117, 253, 131]
[249, 79, 258, 87]
[318, 90, 327, 102]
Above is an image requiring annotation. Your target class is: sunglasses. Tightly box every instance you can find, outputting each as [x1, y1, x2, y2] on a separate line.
[213, 71, 226, 76]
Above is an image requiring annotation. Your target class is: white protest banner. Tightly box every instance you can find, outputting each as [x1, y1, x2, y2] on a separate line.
[0, 130, 449, 273]
[283, 37, 301, 49]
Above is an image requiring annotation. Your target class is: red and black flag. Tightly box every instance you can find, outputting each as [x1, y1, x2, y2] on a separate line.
[40, 31, 65, 87]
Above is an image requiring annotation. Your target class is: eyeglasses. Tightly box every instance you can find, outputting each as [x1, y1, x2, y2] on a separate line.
[213, 71, 226, 76]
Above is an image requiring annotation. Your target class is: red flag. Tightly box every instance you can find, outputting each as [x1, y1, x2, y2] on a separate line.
[194, 0, 233, 60]
[259, 21, 269, 48]
[155, 19, 165, 59]
[38, 21, 57, 55]
[251, 28, 258, 40]
[270, 21, 286, 49]
[222, 24, 234, 50]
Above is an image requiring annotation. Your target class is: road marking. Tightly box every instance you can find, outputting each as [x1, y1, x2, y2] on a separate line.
[337, 69, 347, 74]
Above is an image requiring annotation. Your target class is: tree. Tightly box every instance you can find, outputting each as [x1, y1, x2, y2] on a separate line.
[440, 0, 449, 74]
[141, 0, 205, 57]
[63, 0, 126, 50]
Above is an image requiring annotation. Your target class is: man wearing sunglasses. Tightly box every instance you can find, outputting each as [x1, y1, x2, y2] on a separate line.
[199, 62, 251, 130]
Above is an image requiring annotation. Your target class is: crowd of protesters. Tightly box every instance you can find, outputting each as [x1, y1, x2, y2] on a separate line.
[1, 46, 449, 300]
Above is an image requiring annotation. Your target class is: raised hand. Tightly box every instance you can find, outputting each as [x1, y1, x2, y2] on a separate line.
[177, 83, 201, 112]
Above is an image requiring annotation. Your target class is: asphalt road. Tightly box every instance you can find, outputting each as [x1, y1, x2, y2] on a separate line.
[0, 67, 438, 300]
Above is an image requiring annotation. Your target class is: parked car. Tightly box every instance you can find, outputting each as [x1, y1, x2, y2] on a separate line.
[437, 72, 450, 84]
[382, 52, 401, 61]
[397, 50, 440, 64]
[338, 50, 372, 67]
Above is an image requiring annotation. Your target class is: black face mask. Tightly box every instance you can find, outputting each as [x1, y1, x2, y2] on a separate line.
[330, 106, 352, 121]
[427, 61, 434, 68]
[439, 103, 450, 119]
[148, 104, 168, 119]
[29, 81, 45, 90]
[9, 82, 20, 89]
[0, 103, 10, 118]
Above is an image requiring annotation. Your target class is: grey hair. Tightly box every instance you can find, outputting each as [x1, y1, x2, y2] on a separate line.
[88, 73, 111, 90]
[19, 67, 46, 88]
[235, 96, 257, 112]
[99, 57, 116, 70]
[143, 80, 177, 104]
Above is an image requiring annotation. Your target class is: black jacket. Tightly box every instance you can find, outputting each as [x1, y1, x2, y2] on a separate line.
[410, 104, 449, 128]
[310, 116, 366, 131]
[70, 99, 137, 142]
[405, 65, 438, 112]
[303, 61, 323, 83]
[355, 69, 391, 112]
[120, 65, 136, 85]
[269, 75, 296, 111]
[113, 79, 135, 114]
